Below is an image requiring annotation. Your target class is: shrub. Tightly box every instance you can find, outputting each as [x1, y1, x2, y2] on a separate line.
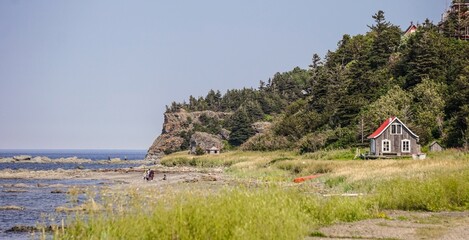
[298, 132, 330, 154]
[240, 132, 291, 151]
[195, 146, 205, 155]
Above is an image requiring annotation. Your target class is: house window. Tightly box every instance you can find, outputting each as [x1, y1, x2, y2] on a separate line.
[391, 124, 402, 135]
[402, 140, 411, 153]
[382, 140, 391, 153]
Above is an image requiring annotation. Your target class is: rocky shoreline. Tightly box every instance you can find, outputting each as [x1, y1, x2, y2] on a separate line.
[0, 164, 226, 238]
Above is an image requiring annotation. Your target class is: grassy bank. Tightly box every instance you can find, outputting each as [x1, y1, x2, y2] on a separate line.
[161, 148, 469, 185]
[58, 187, 375, 240]
[56, 149, 469, 239]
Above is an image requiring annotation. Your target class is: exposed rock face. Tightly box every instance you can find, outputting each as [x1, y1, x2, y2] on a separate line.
[219, 128, 230, 140]
[251, 121, 272, 134]
[189, 132, 223, 154]
[147, 134, 185, 160]
[146, 109, 232, 161]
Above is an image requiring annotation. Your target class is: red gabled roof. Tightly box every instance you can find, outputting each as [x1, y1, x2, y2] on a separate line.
[367, 116, 419, 139]
[404, 24, 417, 35]
[367, 117, 396, 139]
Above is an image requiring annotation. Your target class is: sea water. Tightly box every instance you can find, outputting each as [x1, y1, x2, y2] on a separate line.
[0, 149, 147, 171]
[0, 149, 146, 160]
[0, 149, 148, 239]
[0, 179, 108, 240]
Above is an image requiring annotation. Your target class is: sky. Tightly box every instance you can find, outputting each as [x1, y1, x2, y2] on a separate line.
[0, 1, 448, 150]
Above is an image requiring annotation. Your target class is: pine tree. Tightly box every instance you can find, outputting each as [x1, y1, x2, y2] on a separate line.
[228, 108, 255, 146]
[367, 10, 402, 69]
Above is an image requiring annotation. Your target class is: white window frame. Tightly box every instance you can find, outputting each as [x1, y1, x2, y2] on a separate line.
[391, 123, 402, 135]
[382, 139, 391, 153]
[401, 139, 411, 153]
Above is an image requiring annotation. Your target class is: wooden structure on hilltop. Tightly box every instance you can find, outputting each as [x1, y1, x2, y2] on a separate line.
[367, 117, 420, 157]
[440, 0, 469, 40]
[404, 22, 418, 37]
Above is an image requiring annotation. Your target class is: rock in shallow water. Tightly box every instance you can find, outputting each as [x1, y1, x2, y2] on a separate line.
[31, 156, 52, 163]
[6, 225, 54, 233]
[51, 189, 66, 194]
[48, 184, 67, 188]
[13, 155, 32, 161]
[11, 183, 32, 188]
[0, 157, 14, 163]
[0, 205, 25, 211]
[2, 189, 28, 193]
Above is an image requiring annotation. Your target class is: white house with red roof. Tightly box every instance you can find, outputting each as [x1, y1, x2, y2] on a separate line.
[367, 117, 420, 156]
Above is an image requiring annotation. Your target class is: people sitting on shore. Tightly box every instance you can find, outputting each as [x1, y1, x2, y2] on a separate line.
[143, 169, 155, 181]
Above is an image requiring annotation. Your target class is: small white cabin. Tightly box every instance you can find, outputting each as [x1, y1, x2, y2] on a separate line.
[206, 146, 220, 155]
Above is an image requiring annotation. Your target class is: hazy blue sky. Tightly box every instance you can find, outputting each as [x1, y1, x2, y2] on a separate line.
[0, 1, 447, 150]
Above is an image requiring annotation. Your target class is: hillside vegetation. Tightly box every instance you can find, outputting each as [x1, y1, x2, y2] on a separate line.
[164, 11, 469, 153]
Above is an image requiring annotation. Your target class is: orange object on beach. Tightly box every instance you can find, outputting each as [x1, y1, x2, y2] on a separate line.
[293, 174, 321, 183]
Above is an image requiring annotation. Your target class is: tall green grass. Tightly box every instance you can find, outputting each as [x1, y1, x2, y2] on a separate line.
[161, 156, 244, 168]
[57, 170, 469, 239]
[374, 169, 469, 211]
[160, 151, 294, 168]
[300, 148, 362, 160]
[57, 187, 375, 239]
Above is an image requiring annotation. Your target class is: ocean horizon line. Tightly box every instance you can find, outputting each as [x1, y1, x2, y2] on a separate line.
[0, 149, 147, 151]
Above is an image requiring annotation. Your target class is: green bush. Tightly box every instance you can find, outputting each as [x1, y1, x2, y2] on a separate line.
[298, 132, 331, 154]
[240, 132, 291, 151]
[195, 146, 205, 155]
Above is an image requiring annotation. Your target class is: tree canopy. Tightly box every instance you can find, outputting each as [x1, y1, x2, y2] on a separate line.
[165, 10, 469, 152]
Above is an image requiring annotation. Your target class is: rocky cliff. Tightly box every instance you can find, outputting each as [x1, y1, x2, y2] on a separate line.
[145, 109, 232, 161]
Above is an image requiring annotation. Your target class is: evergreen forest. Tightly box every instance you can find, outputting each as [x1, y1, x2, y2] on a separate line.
[165, 10, 469, 152]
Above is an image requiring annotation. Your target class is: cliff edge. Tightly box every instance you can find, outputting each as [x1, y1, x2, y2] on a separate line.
[145, 109, 232, 161]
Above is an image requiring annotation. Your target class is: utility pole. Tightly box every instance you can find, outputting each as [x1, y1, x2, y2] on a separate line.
[361, 117, 364, 144]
